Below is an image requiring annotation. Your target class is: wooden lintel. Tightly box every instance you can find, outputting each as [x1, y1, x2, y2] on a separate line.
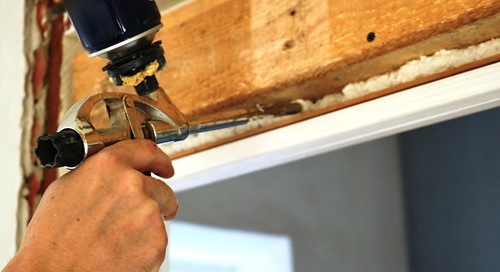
[72, 0, 500, 116]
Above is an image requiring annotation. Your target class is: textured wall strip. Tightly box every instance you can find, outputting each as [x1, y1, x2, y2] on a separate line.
[23, 0, 65, 218]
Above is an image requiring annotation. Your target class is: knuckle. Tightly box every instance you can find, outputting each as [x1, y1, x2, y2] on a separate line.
[168, 200, 179, 219]
[162, 192, 179, 220]
[161, 231, 168, 247]
[159, 238, 168, 260]
[120, 183, 141, 199]
[152, 224, 168, 253]
[139, 203, 168, 255]
[154, 225, 168, 248]
[143, 202, 167, 239]
[145, 240, 166, 268]
[88, 148, 122, 167]
[118, 139, 157, 155]
[114, 172, 144, 197]
[140, 139, 159, 155]
[173, 201, 179, 217]
[123, 170, 144, 184]
[143, 199, 161, 218]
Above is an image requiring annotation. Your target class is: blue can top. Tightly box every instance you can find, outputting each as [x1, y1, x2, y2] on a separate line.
[63, 0, 162, 55]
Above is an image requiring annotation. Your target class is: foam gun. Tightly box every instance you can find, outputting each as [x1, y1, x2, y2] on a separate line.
[35, 0, 247, 168]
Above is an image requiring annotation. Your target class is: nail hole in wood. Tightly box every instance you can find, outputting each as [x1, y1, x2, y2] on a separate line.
[283, 39, 295, 50]
[367, 32, 376, 42]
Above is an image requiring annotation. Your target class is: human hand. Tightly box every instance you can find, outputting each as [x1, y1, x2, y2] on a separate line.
[5, 140, 178, 272]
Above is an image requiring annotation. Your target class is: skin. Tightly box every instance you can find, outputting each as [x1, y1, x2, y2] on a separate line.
[4, 140, 178, 272]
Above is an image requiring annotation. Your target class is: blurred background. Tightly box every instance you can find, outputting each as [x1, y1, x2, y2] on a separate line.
[169, 106, 500, 272]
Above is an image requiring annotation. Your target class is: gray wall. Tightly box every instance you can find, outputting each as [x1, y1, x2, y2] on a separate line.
[175, 137, 408, 272]
[401, 106, 500, 272]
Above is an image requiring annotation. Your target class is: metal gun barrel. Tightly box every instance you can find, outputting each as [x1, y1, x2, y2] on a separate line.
[189, 118, 248, 134]
[35, 117, 248, 168]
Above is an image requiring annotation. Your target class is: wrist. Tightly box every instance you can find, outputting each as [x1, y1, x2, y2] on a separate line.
[3, 246, 67, 272]
[3, 252, 38, 271]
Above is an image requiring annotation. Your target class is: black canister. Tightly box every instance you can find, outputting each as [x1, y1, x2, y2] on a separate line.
[63, 0, 162, 59]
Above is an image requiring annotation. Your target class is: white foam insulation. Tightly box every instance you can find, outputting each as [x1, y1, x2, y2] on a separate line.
[159, 38, 500, 155]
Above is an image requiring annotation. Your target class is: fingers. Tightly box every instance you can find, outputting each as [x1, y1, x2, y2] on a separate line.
[98, 139, 175, 178]
[78, 139, 178, 221]
[143, 177, 178, 220]
[105, 140, 178, 219]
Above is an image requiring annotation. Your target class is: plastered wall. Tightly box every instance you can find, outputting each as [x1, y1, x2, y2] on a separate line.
[401, 107, 500, 272]
[0, 0, 27, 265]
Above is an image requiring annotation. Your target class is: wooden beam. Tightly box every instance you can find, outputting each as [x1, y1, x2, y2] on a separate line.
[72, 0, 500, 117]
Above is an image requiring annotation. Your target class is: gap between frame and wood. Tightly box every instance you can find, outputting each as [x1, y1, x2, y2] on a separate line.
[169, 54, 500, 159]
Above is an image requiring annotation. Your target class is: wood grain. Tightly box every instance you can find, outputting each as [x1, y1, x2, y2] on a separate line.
[72, 0, 500, 117]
